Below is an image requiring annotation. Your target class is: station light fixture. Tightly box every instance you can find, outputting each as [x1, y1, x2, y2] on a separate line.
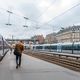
[6, 10, 13, 26]
[23, 17, 29, 28]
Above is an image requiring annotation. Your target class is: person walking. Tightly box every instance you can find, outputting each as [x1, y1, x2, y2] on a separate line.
[14, 40, 24, 69]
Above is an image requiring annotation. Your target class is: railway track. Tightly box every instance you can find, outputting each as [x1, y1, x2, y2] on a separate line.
[24, 50, 80, 72]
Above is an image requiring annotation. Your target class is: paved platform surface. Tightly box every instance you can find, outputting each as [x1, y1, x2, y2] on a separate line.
[0, 51, 80, 80]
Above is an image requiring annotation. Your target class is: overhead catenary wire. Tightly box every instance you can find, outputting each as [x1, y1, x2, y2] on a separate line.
[0, 8, 37, 38]
[31, 0, 56, 19]
[0, 7, 30, 23]
[0, 2, 80, 28]
[0, 1, 56, 26]
[0, 1, 56, 27]
[0, 8, 31, 29]
[0, 1, 80, 39]
[26, 0, 57, 27]
[40, 2, 80, 27]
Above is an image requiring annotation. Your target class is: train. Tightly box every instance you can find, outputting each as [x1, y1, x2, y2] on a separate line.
[29, 42, 80, 54]
[0, 35, 9, 58]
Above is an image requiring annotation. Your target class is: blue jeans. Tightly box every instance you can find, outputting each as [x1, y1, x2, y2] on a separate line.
[16, 54, 22, 66]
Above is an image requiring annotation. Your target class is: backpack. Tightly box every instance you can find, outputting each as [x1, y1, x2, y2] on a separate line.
[13, 45, 21, 56]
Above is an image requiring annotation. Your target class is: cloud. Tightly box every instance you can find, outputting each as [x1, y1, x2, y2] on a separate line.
[49, 3, 80, 28]
[39, 0, 80, 23]
[0, 0, 80, 39]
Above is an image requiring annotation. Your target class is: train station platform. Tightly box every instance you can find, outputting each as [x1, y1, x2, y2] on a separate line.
[0, 50, 80, 80]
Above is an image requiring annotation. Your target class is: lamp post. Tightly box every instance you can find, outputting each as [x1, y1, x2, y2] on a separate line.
[72, 28, 75, 54]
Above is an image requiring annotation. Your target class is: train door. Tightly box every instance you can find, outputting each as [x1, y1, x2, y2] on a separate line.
[57, 43, 62, 52]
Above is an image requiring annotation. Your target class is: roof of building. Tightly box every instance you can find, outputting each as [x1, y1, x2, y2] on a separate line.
[57, 25, 80, 34]
[46, 33, 57, 36]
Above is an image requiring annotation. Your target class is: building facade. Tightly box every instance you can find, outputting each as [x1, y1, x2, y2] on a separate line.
[6, 39, 37, 44]
[45, 33, 57, 43]
[56, 26, 80, 43]
[31, 35, 44, 44]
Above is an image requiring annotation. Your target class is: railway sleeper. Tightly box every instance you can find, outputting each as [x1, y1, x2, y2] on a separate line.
[26, 53, 80, 72]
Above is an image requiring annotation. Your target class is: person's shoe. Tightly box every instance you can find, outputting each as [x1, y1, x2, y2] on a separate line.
[16, 65, 18, 69]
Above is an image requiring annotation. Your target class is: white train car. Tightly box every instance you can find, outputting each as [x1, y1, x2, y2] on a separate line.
[27, 42, 80, 54]
[0, 35, 9, 57]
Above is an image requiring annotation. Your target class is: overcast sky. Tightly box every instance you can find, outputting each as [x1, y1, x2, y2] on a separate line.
[0, 0, 80, 39]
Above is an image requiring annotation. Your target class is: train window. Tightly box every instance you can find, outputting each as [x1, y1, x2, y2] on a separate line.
[44, 46, 51, 49]
[62, 45, 72, 50]
[36, 46, 43, 49]
[74, 44, 80, 50]
[78, 44, 80, 50]
[50, 45, 57, 49]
